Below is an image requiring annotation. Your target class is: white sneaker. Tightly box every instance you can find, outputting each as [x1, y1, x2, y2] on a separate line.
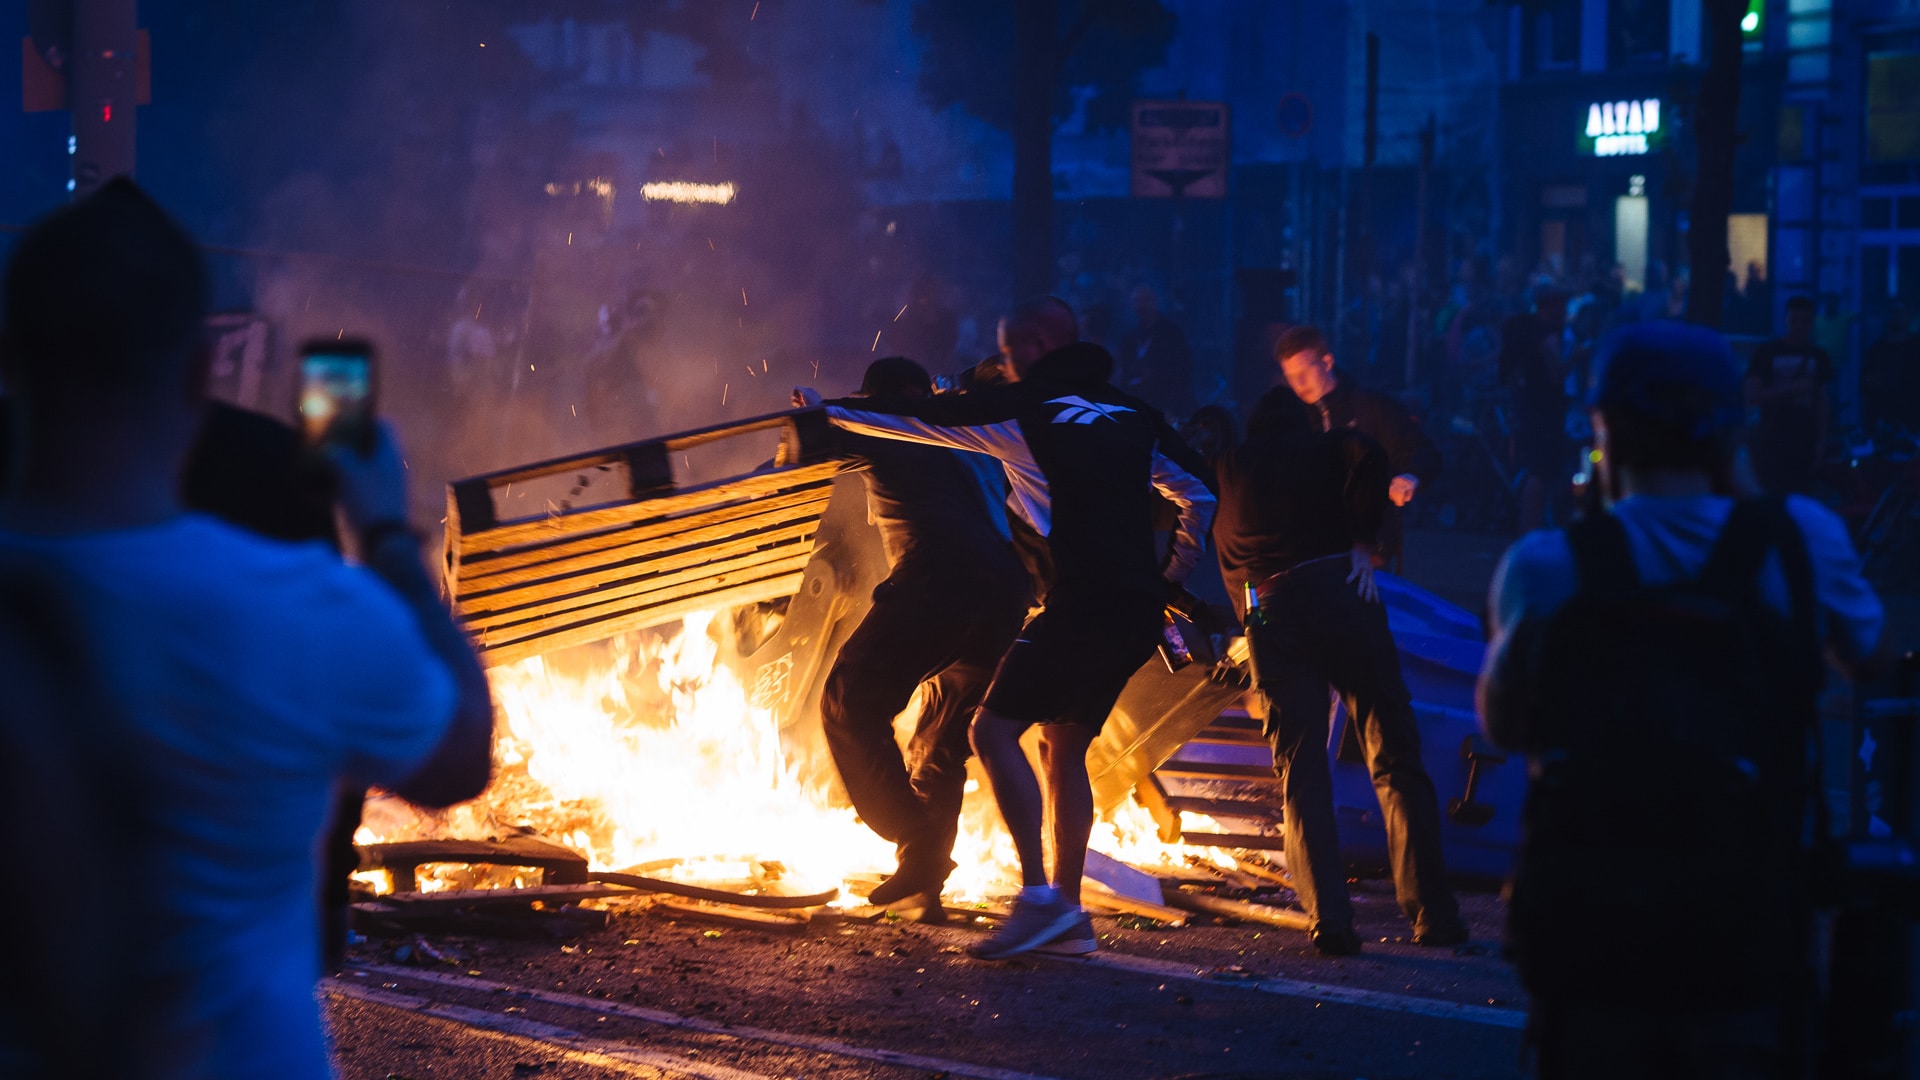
[1037, 911, 1098, 956]
[966, 896, 1085, 960]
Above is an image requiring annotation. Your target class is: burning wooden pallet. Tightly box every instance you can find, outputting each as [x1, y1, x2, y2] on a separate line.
[444, 410, 854, 667]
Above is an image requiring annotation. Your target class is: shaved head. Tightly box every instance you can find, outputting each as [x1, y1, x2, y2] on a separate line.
[997, 296, 1078, 382]
[1006, 295, 1078, 347]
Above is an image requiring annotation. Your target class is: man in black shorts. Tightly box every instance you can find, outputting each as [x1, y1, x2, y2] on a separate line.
[795, 297, 1216, 959]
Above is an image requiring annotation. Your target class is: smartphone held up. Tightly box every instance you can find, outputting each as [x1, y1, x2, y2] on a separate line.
[298, 340, 376, 454]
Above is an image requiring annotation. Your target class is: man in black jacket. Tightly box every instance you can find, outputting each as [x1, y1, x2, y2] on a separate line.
[1275, 325, 1440, 566]
[819, 357, 1031, 916]
[796, 297, 1216, 960]
[1215, 387, 1465, 956]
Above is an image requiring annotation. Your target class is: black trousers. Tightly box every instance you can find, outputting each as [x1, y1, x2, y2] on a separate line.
[1248, 558, 1459, 934]
[820, 561, 1028, 863]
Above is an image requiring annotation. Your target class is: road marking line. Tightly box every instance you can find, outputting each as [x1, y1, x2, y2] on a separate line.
[340, 966, 1064, 1080]
[1041, 949, 1527, 1029]
[328, 980, 771, 1080]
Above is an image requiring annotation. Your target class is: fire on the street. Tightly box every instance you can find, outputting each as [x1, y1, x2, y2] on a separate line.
[356, 608, 1229, 902]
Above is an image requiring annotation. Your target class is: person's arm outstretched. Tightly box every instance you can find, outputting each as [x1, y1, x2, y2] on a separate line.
[333, 422, 493, 809]
[1148, 420, 1216, 586]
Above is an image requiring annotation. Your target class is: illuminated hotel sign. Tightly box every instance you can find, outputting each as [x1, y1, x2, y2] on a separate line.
[1581, 98, 1663, 157]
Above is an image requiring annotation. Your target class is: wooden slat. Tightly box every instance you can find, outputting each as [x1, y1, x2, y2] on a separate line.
[1186, 729, 1269, 747]
[470, 556, 812, 644]
[460, 541, 816, 631]
[476, 571, 806, 667]
[380, 884, 641, 908]
[1179, 832, 1289, 852]
[1165, 890, 1310, 931]
[469, 410, 807, 489]
[456, 488, 835, 586]
[1165, 796, 1281, 821]
[459, 520, 820, 612]
[1153, 762, 1285, 782]
[462, 459, 851, 553]
[1079, 886, 1188, 926]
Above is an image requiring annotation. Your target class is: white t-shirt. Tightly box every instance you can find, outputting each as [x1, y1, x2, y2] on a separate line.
[0, 514, 455, 1079]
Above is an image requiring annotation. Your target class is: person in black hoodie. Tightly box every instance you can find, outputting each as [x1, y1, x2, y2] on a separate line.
[1215, 386, 1465, 956]
[795, 296, 1216, 960]
[819, 356, 1032, 917]
[1274, 325, 1441, 567]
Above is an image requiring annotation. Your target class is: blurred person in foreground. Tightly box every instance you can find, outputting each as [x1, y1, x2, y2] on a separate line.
[796, 297, 1215, 960]
[1478, 322, 1883, 1078]
[1275, 325, 1441, 568]
[1745, 295, 1834, 495]
[819, 356, 1031, 917]
[0, 569, 140, 1079]
[1215, 387, 1466, 956]
[0, 178, 494, 1079]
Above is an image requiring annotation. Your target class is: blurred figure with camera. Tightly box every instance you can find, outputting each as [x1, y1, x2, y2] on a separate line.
[1479, 321, 1884, 1078]
[0, 179, 494, 1079]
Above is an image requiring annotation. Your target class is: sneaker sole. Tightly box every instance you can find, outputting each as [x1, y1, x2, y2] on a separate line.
[966, 909, 1086, 961]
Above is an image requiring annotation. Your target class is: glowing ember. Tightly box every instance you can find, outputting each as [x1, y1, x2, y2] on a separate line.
[356, 609, 1239, 902]
[640, 181, 737, 205]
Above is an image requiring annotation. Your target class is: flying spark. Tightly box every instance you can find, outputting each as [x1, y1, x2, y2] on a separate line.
[722, 383, 729, 405]
[762, 358, 769, 372]
[742, 288, 749, 306]
[811, 359, 820, 378]
[893, 303, 909, 322]
[872, 330, 882, 352]
[751, 1, 760, 18]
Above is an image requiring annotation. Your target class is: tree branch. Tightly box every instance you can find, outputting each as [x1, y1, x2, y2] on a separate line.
[1059, 0, 1119, 64]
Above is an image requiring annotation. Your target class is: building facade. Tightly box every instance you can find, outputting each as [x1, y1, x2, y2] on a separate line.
[1497, 0, 1920, 371]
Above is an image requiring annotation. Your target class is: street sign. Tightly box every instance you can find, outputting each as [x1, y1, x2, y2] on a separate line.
[1131, 100, 1228, 199]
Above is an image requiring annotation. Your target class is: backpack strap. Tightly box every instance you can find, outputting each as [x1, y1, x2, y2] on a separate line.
[1699, 498, 1818, 645]
[1564, 513, 1638, 597]
[1698, 498, 1778, 598]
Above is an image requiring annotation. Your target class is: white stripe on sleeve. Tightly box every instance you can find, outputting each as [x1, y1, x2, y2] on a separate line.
[827, 407, 1053, 536]
[1151, 448, 1217, 584]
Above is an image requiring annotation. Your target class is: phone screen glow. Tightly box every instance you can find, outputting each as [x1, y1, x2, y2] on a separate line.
[300, 353, 371, 446]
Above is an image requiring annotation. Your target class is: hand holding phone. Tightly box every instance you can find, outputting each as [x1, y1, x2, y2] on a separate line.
[298, 340, 376, 454]
[328, 419, 411, 534]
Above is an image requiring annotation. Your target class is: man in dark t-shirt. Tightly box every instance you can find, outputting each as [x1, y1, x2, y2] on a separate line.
[817, 357, 1031, 915]
[1745, 296, 1833, 494]
[1274, 324, 1442, 565]
[1214, 387, 1464, 956]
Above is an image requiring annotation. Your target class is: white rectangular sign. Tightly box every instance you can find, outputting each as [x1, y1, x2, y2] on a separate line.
[1132, 100, 1229, 199]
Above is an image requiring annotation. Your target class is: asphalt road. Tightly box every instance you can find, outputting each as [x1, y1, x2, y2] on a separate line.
[328, 528, 1535, 1079]
[326, 880, 1527, 1080]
